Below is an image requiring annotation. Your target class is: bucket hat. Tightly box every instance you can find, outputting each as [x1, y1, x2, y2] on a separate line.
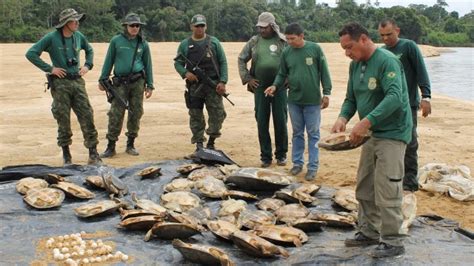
[122, 13, 146, 26]
[191, 14, 206, 26]
[54, 8, 85, 29]
[256, 12, 286, 41]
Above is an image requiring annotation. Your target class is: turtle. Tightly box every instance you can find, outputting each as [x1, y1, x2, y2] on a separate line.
[160, 191, 201, 213]
[102, 174, 128, 197]
[218, 164, 240, 176]
[223, 190, 258, 201]
[131, 193, 168, 215]
[237, 209, 276, 230]
[225, 168, 294, 191]
[45, 173, 65, 184]
[51, 181, 95, 199]
[144, 222, 201, 241]
[274, 189, 315, 205]
[194, 176, 228, 198]
[119, 208, 165, 220]
[23, 188, 65, 209]
[188, 166, 226, 181]
[307, 212, 356, 228]
[119, 215, 165, 231]
[256, 198, 286, 212]
[332, 188, 358, 212]
[230, 230, 289, 258]
[137, 166, 162, 179]
[176, 163, 205, 175]
[288, 218, 326, 232]
[207, 219, 240, 241]
[172, 239, 235, 266]
[167, 211, 207, 232]
[274, 203, 310, 224]
[318, 132, 370, 151]
[16, 177, 48, 195]
[163, 178, 195, 193]
[293, 183, 321, 196]
[250, 225, 308, 247]
[217, 199, 247, 218]
[74, 198, 128, 218]
[184, 206, 212, 224]
[84, 175, 106, 189]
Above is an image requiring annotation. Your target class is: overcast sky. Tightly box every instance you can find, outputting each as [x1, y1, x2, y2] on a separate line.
[321, 0, 473, 16]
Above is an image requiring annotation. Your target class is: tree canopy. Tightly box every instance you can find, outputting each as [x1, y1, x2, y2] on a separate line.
[0, 0, 472, 46]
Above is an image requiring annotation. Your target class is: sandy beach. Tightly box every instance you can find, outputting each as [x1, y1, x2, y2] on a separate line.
[0, 42, 472, 230]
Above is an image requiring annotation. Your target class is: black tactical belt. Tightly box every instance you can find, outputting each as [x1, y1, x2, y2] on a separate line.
[113, 71, 144, 85]
[52, 73, 82, 80]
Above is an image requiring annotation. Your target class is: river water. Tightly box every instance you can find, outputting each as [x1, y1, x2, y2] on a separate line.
[424, 47, 473, 101]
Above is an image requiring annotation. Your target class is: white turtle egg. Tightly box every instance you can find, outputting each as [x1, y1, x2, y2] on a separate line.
[91, 242, 97, 248]
[64, 235, 70, 240]
[82, 258, 89, 264]
[61, 247, 69, 253]
[64, 253, 70, 259]
[71, 252, 78, 257]
[58, 236, 64, 242]
[86, 249, 93, 256]
[107, 254, 113, 260]
[96, 256, 102, 262]
[56, 242, 63, 248]
[121, 254, 129, 261]
[57, 254, 64, 260]
[89, 257, 96, 263]
[78, 249, 84, 256]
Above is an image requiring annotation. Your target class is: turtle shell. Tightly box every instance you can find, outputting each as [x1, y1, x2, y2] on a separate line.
[184, 206, 212, 223]
[332, 189, 358, 212]
[167, 211, 206, 232]
[218, 199, 247, 217]
[207, 220, 240, 240]
[102, 174, 128, 196]
[164, 179, 195, 193]
[230, 230, 289, 258]
[172, 239, 235, 266]
[16, 177, 48, 195]
[223, 190, 258, 201]
[274, 204, 309, 224]
[120, 208, 165, 220]
[51, 181, 95, 199]
[144, 222, 201, 241]
[307, 213, 356, 228]
[289, 218, 326, 232]
[251, 225, 308, 247]
[119, 215, 164, 231]
[176, 163, 205, 175]
[85, 175, 106, 189]
[194, 176, 228, 198]
[45, 173, 65, 184]
[237, 209, 276, 230]
[131, 193, 168, 214]
[188, 166, 225, 181]
[256, 198, 286, 212]
[160, 191, 201, 213]
[23, 188, 65, 209]
[225, 168, 293, 191]
[274, 189, 314, 205]
[137, 166, 162, 179]
[74, 200, 122, 218]
[318, 132, 370, 151]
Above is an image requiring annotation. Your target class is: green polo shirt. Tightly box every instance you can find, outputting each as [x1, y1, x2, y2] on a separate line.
[99, 33, 154, 88]
[339, 48, 412, 144]
[273, 41, 332, 105]
[26, 30, 93, 74]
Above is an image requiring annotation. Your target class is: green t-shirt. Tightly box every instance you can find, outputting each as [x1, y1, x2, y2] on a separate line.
[340, 48, 412, 144]
[99, 34, 154, 88]
[26, 30, 93, 74]
[254, 36, 282, 86]
[273, 41, 332, 105]
[174, 35, 228, 84]
[383, 38, 431, 107]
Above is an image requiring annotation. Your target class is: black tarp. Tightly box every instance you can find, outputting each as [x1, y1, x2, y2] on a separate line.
[0, 161, 473, 265]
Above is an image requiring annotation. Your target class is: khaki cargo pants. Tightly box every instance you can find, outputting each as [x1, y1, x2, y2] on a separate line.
[355, 137, 406, 247]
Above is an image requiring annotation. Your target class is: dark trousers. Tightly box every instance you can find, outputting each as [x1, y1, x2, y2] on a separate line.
[254, 85, 288, 162]
[403, 107, 419, 191]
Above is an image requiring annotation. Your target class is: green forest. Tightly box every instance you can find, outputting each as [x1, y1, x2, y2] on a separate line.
[1, 0, 473, 46]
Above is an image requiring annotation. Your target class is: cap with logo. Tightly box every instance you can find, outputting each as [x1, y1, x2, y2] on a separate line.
[191, 14, 206, 26]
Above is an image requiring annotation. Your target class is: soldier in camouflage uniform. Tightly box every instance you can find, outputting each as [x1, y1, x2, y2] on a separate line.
[98, 13, 154, 158]
[174, 14, 228, 153]
[26, 8, 101, 166]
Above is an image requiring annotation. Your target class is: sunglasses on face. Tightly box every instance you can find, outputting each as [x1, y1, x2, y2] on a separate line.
[194, 24, 205, 28]
[128, 24, 141, 28]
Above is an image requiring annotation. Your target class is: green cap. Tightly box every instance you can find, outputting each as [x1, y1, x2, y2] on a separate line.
[122, 13, 146, 26]
[54, 8, 85, 29]
[191, 14, 206, 26]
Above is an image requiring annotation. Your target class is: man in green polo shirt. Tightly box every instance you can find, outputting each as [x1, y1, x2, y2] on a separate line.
[238, 12, 288, 168]
[332, 22, 412, 258]
[26, 8, 101, 166]
[99, 13, 154, 158]
[174, 14, 228, 154]
[379, 18, 432, 192]
[265, 23, 332, 181]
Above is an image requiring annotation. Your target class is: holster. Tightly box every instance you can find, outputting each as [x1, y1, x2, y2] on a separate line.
[184, 87, 205, 109]
[112, 70, 144, 86]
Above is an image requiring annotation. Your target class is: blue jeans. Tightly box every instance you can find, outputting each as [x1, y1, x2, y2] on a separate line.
[288, 103, 321, 171]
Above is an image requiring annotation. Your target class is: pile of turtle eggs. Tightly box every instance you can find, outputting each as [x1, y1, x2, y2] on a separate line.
[45, 231, 129, 265]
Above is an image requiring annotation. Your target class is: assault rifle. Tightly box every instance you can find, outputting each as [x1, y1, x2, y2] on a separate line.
[176, 53, 234, 106]
[99, 79, 132, 114]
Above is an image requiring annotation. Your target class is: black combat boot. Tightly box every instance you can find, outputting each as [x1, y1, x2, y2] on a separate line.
[126, 137, 139, 156]
[206, 137, 216, 150]
[62, 146, 72, 165]
[100, 141, 116, 158]
[88, 146, 102, 165]
[196, 142, 204, 151]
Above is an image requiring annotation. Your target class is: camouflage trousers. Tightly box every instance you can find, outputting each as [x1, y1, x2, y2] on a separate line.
[185, 84, 226, 144]
[106, 78, 145, 142]
[50, 77, 98, 148]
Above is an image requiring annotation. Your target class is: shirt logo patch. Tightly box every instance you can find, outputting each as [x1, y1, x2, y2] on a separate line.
[269, 44, 277, 52]
[387, 72, 396, 78]
[138, 48, 142, 53]
[368, 77, 377, 90]
[306, 57, 313, 65]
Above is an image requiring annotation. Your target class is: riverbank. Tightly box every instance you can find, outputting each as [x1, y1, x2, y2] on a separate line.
[0, 43, 472, 230]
